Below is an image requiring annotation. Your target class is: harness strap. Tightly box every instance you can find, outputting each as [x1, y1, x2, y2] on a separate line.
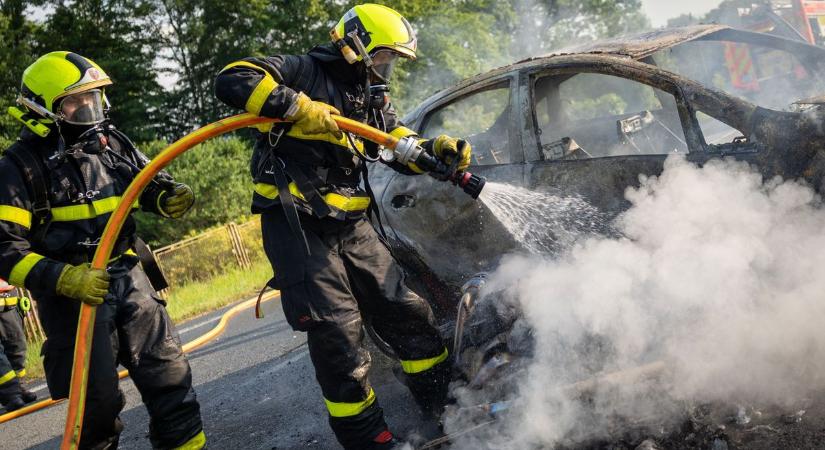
[269, 154, 312, 256]
[282, 163, 333, 219]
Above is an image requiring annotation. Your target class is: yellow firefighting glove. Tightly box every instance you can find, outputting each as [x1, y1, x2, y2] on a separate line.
[424, 135, 472, 172]
[159, 183, 195, 219]
[56, 263, 110, 306]
[286, 93, 343, 138]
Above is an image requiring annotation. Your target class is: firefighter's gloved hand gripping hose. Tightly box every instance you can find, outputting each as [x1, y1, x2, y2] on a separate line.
[61, 113, 486, 449]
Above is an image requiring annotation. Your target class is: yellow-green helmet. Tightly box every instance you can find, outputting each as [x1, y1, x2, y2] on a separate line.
[332, 4, 417, 61]
[20, 51, 112, 117]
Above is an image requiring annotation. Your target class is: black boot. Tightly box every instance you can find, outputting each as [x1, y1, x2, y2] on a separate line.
[2, 395, 25, 412]
[19, 386, 36, 404]
[367, 429, 406, 450]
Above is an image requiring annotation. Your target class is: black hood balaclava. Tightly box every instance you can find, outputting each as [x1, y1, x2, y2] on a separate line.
[60, 122, 95, 145]
[308, 43, 365, 86]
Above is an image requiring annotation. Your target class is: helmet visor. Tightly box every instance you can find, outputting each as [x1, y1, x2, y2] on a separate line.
[370, 49, 400, 83]
[58, 90, 106, 125]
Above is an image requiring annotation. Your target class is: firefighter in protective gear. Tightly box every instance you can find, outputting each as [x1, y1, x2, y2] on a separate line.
[0, 278, 36, 412]
[0, 52, 204, 449]
[215, 4, 467, 449]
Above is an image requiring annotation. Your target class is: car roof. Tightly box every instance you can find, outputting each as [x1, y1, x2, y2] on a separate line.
[407, 25, 732, 118]
[523, 24, 729, 61]
[405, 24, 819, 124]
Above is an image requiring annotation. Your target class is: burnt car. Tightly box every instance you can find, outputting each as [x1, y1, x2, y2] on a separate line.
[369, 25, 825, 317]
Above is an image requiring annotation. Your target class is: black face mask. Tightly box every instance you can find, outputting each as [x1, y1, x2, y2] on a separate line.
[60, 122, 108, 154]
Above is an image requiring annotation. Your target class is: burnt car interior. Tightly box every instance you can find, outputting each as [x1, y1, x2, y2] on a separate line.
[420, 82, 513, 166]
[532, 72, 689, 160]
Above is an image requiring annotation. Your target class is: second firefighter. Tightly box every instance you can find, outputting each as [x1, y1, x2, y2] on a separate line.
[215, 4, 472, 450]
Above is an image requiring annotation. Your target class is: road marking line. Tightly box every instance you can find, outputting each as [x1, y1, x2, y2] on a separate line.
[178, 316, 221, 335]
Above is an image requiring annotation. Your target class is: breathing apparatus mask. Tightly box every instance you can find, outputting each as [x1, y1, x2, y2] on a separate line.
[55, 89, 111, 152]
[368, 49, 400, 84]
[58, 89, 107, 126]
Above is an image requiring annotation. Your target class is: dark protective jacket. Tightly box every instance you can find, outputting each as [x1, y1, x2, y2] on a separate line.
[0, 127, 203, 448]
[0, 127, 171, 295]
[218, 45, 451, 450]
[215, 43, 421, 220]
[0, 285, 27, 406]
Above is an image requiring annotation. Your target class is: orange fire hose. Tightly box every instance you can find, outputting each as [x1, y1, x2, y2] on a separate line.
[57, 113, 404, 449]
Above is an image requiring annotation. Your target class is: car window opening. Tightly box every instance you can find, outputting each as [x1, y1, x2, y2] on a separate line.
[533, 73, 689, 160]
[421, 82, 512, 166]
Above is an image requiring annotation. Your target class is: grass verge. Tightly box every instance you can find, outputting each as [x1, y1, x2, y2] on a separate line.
[23, 338, 43, 381]
[22, 259, 273, 381]
[164, 259, 273, 323]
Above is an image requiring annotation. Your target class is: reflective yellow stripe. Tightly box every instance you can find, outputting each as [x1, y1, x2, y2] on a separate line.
[221, 60, 269, 73]
[9, 253, 45, 287]
[324, 389, 376, 418]
[389, 126, 417, 139]
[0, 205, 32, 229]
[222, 60, 281, 117]
[50, 196, 138, 222]
[400, 348, 449, 374]
[246, 76, 278, 116]
[3, 297, 18, 307]
[326, 193, 370, 211]
[172, 430, 206, 450]
[254, 183, 370, 212]
[254, 182, 301, 200]
[0, 370, 16, 385]
[15, 369, 26, 378]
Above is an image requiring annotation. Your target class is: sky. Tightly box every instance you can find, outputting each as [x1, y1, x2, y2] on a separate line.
[642, 0, 724, 27]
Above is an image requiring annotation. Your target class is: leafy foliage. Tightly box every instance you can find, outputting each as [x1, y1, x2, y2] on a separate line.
[34, 0, 166, 142]
[134, 136, 253, 246]
[0, 0, 40, 149]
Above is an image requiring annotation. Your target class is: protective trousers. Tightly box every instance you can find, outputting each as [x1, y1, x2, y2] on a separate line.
[261, 210, 450, 450]
[0, 309, 26, 406]
[37, 257, 202, 449]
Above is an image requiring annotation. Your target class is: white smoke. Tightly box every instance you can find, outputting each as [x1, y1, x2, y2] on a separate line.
[452, 155, 825, 448]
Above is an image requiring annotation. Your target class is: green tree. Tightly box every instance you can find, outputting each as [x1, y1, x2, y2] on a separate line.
[0, 0, 40, 149]
[134, 136, 254, 246]
[35, 0, 166, 142]
[153, 0, 347, 137]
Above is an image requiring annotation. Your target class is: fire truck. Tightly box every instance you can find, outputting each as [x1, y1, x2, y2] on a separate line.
[709, 0, 825, 45]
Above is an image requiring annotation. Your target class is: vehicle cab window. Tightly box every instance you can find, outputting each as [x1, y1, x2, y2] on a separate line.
[533, 73, 689, 160]
[420, 82, 512, 165]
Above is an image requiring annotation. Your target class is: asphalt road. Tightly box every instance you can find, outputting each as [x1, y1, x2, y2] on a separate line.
[0, 296, 429, 449]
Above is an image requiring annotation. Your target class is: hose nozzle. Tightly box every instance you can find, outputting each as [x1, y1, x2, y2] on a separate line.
[391, 136, 487, 199]
[451, 171, 486, 199]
